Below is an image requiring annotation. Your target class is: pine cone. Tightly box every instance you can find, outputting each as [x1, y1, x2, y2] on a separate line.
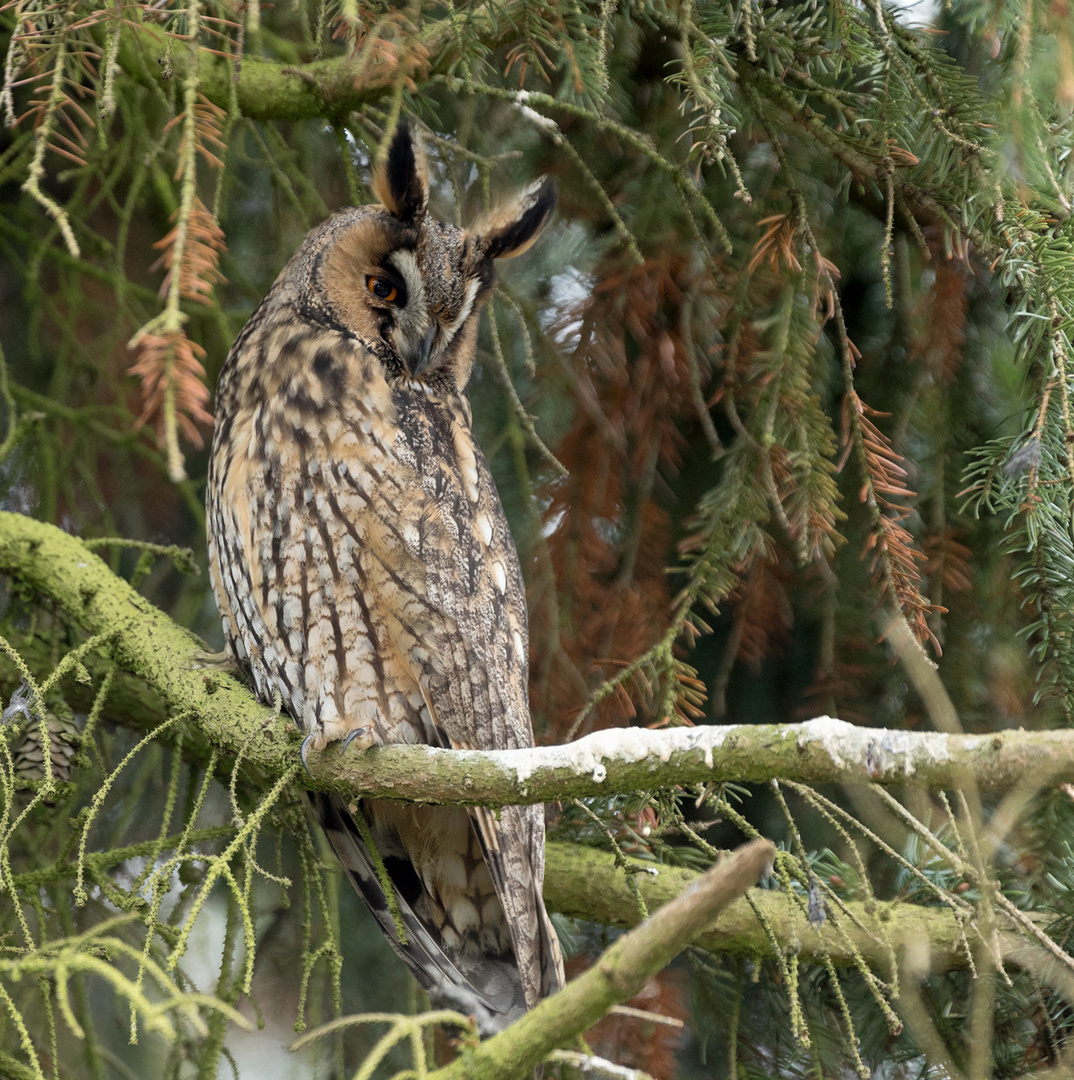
[13, 703, 82, 786]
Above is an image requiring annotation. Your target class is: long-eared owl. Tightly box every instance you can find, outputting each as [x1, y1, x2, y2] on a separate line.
[207, 122, 563, 1032]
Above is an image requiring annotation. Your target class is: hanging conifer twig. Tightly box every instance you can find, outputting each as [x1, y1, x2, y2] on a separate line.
[128, 20, 228, 482]
[846, 390, 940, 649]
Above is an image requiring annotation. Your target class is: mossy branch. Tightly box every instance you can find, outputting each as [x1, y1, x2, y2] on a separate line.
[0, 509, 1058, 982]
[106, 14, 999, 270]
[544, 842, 1030, 973]
[114, 13, 495, 124]
[0, 511, 1070, 811]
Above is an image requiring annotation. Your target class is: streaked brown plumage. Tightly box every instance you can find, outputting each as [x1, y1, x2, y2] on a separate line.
[207, 123, 563, 1032]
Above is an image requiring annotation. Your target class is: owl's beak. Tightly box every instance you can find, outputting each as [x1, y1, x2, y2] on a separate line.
[409, 323, 440, 377]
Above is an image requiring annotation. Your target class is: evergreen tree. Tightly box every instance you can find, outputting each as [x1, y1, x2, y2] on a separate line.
[3, 1, 1074, 1076]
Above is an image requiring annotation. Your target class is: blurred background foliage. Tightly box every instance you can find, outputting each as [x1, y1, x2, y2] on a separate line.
[4, 0, 1074, 1077]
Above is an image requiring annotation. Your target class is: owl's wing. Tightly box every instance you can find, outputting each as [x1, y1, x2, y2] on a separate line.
[311, 790, 528, 1034]
[406, 408, 564, 1009]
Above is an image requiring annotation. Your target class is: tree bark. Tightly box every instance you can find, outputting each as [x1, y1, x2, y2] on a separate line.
[0, 513, 1066, 803]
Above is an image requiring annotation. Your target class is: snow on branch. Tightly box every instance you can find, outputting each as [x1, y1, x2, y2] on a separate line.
[0, 517, 1054, 983]
[309, 715, 1063, 804]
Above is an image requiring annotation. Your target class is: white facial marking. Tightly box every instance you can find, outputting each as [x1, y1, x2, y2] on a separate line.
[386, 249, 428, 353]
[386, 249, 478, 369]
[388, 249, 424, 307]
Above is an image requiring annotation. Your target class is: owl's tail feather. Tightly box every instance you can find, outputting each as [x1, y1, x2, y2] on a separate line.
[310, 791, 525, 1035]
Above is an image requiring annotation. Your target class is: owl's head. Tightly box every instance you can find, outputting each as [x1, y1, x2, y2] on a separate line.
[303, 123, 555, 392]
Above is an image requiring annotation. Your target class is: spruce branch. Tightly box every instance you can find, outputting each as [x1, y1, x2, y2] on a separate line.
[741, 63, 999, 263]
[0, 512, 1066, 982]
[18, 31, 80, 259]
[543, 842, 1023, 973]
[127, 4, 221, 483]
[113, 10, 492, 124]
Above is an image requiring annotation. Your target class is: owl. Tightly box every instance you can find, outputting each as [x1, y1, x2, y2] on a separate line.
[206, 122, 564, 1033]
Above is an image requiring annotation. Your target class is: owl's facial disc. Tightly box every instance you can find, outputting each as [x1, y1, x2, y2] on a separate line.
[383, 246, 481, 379]
[317, 124, 554, 392]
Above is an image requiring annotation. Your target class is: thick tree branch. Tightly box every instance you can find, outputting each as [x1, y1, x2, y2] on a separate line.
[109, 14, 1002, 267]
[115, 14, 497, 123]
[0, 511, 1070, 807]
[0, 521, 1044, 981]
[741, 64, 999, 260]
[545, 843, 1031, 973]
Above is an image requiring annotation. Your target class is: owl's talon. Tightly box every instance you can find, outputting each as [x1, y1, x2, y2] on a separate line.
[341, 727, 368, 752]
[300, 733, 316, 776]
[192, 648, 238, 672]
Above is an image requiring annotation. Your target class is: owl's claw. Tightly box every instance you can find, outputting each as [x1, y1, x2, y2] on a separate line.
[300, 733, 316, 776]
[191, 648, 239, 672]
[341, 727, 368, 752]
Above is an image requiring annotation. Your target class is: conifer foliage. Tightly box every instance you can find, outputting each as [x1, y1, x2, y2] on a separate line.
[3, 1, 1074, 1077]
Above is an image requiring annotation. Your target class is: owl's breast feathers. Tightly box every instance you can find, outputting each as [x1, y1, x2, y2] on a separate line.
[211, 318, 527, 751]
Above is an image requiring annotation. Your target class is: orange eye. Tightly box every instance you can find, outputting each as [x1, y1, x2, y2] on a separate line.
[367, 276, 398, 303]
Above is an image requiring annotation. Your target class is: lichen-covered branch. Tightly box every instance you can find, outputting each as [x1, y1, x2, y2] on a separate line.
[114, 14, 496, 124]
[0, 513, 1039, 987]
[544, 843, 1029, 973]
[1, 511, 1071, 808]
[0, 511, 279, 771]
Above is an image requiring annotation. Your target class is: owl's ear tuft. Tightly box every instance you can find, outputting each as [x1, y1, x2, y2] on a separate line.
[372, 121, 429, 223]
[474, 177, 556, 261]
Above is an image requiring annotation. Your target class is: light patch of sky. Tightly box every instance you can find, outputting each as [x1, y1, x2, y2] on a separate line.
[179, 894, 329, 1080]
[99, 854, 327, 1078]
[892, 0, 939, 26]
[543, 264, 591, 349]
[336, 124, 371, 171]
